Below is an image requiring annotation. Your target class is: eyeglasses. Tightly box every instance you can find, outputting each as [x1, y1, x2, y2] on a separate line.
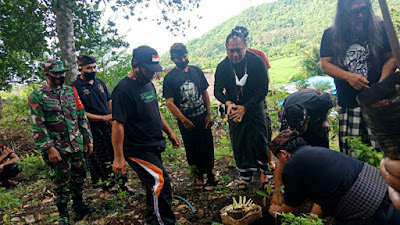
[350, 6, 368, 16]
[229, 48, 244, 54]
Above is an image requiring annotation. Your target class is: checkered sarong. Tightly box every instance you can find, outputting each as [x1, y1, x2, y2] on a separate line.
[339, 107, 379, 155]
[334, 163, 387, 221]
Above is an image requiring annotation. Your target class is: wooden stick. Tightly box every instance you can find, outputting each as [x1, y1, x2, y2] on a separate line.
[379, 0, 400, 69]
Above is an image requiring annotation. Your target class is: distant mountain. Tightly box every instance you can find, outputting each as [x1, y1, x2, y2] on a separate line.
[161, 0, 400, 71]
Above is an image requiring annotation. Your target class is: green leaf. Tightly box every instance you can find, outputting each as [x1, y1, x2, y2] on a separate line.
[256, 190, 268, 196]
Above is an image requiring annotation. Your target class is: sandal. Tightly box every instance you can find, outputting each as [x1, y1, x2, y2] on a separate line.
[261, 181, 270, 192]
[237, 182, 249, 191]
[194, 180, 205, 191]
[207, 175, 224, 186]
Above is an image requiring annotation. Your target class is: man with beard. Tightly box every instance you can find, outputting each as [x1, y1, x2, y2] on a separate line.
[29, 60, 94, 224]
[320, 0, 396, 155]
[214, 31, 269, 190]
[163, 43, 222, 191]
[112, 46, 181, 225]
[71, 55, 134, 198]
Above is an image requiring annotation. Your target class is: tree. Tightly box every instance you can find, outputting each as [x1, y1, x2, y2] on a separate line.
[51, 0, 201, 84]
[0, 0, 201, 89]
[300, 47, 323, 77]
[0, 0, 48, 90]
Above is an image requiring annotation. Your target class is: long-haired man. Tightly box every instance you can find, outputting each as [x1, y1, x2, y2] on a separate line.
[320, 0, 396, 155]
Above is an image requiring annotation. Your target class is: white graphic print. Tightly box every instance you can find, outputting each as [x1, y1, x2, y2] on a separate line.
[179, 81, 205, 117]
[344, 44, 369, 78]
[181, 81, 198, 102]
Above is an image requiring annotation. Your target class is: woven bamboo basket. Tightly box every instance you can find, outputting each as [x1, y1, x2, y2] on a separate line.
[220, 204, 263, 225]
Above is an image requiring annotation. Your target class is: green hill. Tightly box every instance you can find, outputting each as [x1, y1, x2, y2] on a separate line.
[160, 0, 400, 85]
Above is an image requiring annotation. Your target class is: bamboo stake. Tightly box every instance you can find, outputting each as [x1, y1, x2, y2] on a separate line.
[379, 0, 400, 69]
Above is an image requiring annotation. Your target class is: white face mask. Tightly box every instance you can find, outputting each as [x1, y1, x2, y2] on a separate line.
[233, 66, 248, 87]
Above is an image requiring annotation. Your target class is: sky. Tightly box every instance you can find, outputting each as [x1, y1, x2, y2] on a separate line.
[103, 0, 277, 54]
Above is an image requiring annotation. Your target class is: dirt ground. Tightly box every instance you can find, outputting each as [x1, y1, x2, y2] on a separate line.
[0, 122, 333, 225]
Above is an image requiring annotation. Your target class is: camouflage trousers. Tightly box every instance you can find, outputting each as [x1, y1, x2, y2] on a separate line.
[46, 151, 87, 204]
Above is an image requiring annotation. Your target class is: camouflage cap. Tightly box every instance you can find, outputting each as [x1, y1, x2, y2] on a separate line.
[42, 60, 70, 73]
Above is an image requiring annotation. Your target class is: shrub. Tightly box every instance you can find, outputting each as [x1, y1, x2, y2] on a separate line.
[347, 136, 383, 168]
[19, 152, 49, 178]
[275, 213, 324, 225]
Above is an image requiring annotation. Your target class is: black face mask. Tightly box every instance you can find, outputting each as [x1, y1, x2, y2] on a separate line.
[136, 67, 154, 83]
[175, 59, 189, 70]
[83, 71, 96, 80]
[49, 75, 65, 87]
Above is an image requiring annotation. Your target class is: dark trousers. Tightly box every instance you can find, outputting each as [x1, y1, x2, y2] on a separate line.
[178, 113, 214, 180]
[0, 163, 21, 181]
[89, 123, 127, 190]
[126, 150, 175, 225]
[229, 118, 269, 182]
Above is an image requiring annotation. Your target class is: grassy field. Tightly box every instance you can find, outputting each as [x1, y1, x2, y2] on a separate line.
[268, 56, 302, 87]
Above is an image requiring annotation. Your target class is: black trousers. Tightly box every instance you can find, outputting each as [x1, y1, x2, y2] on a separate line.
[89, 123, 127, 190]
[126, 150, 175, 225]
[178, 113, 214, 180]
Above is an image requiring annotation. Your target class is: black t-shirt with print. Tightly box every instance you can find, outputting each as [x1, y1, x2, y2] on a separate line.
[71, 77, 111, 115]
[320, 22, 391, 108]
[112, 77, 166, 154]
[163, 66, 209, 118]
[283, 145, 363, 215]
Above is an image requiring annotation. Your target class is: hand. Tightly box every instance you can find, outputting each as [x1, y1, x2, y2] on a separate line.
[380, 158, 400, 211]
[0, 147, 10, 157]
[271, 192, 283, 206]
[347, 73, 369, 91]
[269, 204, 280, 218]
[85, 143, 93, 155]
[226, 101, 236, 116]
[182, 118, 195, 131]
[229, 105, 246, 123]
[102, 114, 112, 122]
[204, 114, 213, 129]
[322, 121, 331, 134]
[48, 147, 62, 164]
[0, 164, 4, 171]
[168, 132, 181, 149]
[113, 157, 126, 175]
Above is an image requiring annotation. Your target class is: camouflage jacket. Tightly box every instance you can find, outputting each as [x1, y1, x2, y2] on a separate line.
[29, 85, 93, 154]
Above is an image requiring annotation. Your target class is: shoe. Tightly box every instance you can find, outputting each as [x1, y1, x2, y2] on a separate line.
[207, 174, 224, 186]
[73, 203, 95, 221]
[56, 203, 70, 225]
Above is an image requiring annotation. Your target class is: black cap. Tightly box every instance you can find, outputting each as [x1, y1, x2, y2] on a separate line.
[132, 46, 163, 72]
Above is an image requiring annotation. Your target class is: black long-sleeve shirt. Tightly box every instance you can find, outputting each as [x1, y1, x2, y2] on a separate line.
[214, 52, 269, 112]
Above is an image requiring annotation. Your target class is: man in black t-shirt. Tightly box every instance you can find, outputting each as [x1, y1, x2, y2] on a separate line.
[163, 43, 222, 190]
[268, 129, 400, 224]
[112, 46, 181, 225]
[71, 55, 133, 198]
[320, 0, 396, 155]
[214, 31, 269, 190]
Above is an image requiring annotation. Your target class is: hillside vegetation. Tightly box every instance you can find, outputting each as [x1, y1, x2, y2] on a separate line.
[161, 0, 400, 84]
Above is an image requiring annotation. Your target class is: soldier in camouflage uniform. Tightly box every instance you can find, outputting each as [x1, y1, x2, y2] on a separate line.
[29, 60, 94, 225]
